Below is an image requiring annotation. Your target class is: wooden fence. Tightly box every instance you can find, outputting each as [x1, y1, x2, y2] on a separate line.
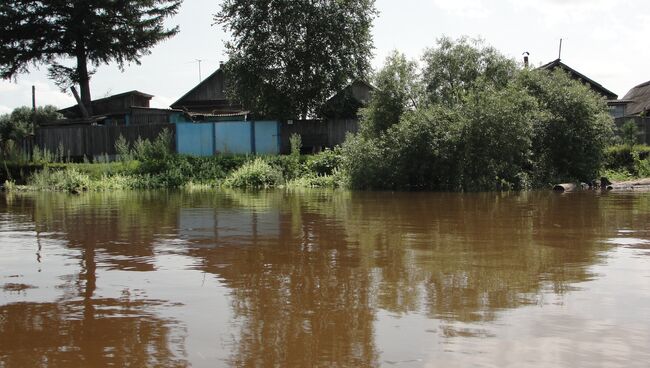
[280, 119, 359, 154]
[34, 123, 175, 159]
[615, 117, 650, 145]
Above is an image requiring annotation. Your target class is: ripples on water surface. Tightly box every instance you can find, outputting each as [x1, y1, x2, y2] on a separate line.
[0, 190, 649, 367]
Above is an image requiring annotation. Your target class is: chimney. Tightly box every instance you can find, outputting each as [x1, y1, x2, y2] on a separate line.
[219, 61, 224, 69]
[523, 52, 530, 68]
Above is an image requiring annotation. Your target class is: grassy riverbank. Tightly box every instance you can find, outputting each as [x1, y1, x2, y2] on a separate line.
[2, 141, 345, 193]
[2, 129, 649, 194]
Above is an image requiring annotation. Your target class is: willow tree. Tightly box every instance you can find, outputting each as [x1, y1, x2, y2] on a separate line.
[0, 0, 182, 115]
[216, 0, 377, 119]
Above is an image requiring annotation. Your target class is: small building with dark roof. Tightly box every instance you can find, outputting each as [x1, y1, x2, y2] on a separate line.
[170, 67, 245, 116]
[610, 80, 650, 144]
[539, 59, 618, 100]
[59, 90, 153, 119]
[320, 79, 375, 119]
[618, 81, 650, 117]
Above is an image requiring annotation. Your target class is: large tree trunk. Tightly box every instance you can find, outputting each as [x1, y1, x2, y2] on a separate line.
[76, 47, 93, 116]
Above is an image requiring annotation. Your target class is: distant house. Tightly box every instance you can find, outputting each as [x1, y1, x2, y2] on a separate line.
[539, 59, 618, 101]
[170, 66, 247, 120]
[171, 65, 373, 154]
[35, 90, 182, 159]
[57, 90, 182, 126]
[609, 80, 650, 144]
[320, 79, 375, 119]
[613, 81, 650, 119]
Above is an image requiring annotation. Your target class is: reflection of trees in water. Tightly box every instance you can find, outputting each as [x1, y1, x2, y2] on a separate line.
[186, 191, 378, 367]
[3, 190, 646, 366]
[1, 193, 188, 367]
[191, 190, 626, 330]
[315, 191, 617, 322]
[0, 298, 187, 367]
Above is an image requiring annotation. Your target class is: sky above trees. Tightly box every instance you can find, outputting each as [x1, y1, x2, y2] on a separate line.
[1, 0, 648, 113]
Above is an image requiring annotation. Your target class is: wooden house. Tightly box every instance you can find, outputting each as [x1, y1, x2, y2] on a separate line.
[538, 59, 618, 100]
[610, 80, 650, 144]
[320, 79, 375, 119]
[170, 66, 246, 117]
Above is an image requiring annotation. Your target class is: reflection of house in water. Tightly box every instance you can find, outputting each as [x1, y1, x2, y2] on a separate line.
[178, 207, 281, 247]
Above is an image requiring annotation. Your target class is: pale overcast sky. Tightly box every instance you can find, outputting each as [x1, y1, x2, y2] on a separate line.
[1, 0, 649, 114]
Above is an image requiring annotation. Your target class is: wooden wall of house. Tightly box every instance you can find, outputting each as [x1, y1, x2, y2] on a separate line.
[280, 119, 359, 153]
[130, 109, 179, 125]
[182, 71, 227, 102]
[35, 123, 175, 159]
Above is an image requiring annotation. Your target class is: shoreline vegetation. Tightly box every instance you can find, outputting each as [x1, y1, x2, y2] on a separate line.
[2, 39, 650, 194]
[1, 132, 649, 194]
[1, 132, 348, 193]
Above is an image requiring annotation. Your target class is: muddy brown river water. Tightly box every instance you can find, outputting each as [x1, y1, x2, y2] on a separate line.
[1, 190, 649, 367]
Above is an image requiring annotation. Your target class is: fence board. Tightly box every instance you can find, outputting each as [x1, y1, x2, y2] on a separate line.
[614, 117, 650, 145]
[34, 123, 175, 159]
[280, 119, 359, 153]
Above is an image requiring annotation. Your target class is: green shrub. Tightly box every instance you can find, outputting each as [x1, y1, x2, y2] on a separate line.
[28, 168, 91, 193]
[619, 120, 640, 146]
[517, 69, 613, 183]
[633, 151, 650, 177]
[115, 135, 133, 162]
[603, 145, 650, 174]
[223, 158, 284, 189]
[306, 148, 342, 176]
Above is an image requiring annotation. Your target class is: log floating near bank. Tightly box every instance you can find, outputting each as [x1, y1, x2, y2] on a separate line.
[553, 178, 650, 192]
[553, 183, 590, 192]
[605, 178, 650, 191]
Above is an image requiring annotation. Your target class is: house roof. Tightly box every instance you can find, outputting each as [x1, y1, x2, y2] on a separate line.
[58, 90, 154, 115]
[620, 80, 650, 116]
[538, 59, 618, 100]
[325, 79, 376, 103]
[170, 68, 225, 108]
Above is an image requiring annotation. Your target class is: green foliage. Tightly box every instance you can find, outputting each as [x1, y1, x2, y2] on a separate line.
[342, 108, 462, 190]
[216, 0, 377, 119]
[133, 129, 174, 173]
[517, 69, 613, 183]
[361, 51, 420, 135]
[421, 37, 517, 107]
[633, 150, 650, 177]
[0, 106, 61, 158]
[458, 84, 538, 191]
[223, 158, 284, 189]
[603, 145, 650, 174]
[115, 135, 132, 162]
[0, 1, 181, 114]
[28, 168, 91, 193]
[306, 148, 343, 176]
[342, 37, 613, 191]
[619, 120, 640, 146]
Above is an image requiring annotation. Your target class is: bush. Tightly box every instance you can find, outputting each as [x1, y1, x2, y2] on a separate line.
[28, 168, 91, 193]
[603, 145, 650, 174]
[342, 40, 614, 190]
[619, 120, 640, 146]
[223, 158, 284, 189]
[342, 107, 462, 190]
[517, 69, 613, 183]
[306, 148, 343, 176]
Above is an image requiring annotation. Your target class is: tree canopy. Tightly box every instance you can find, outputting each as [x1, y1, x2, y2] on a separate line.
[343, 37, 613, 191]
[361, 51, 420, 136]
[216, 0, 377, 119]
[0, 105, 61, 155]
[0, 0, 182, 115]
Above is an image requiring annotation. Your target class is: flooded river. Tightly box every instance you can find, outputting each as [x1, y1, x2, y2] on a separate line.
[1, 190, 649, 367]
